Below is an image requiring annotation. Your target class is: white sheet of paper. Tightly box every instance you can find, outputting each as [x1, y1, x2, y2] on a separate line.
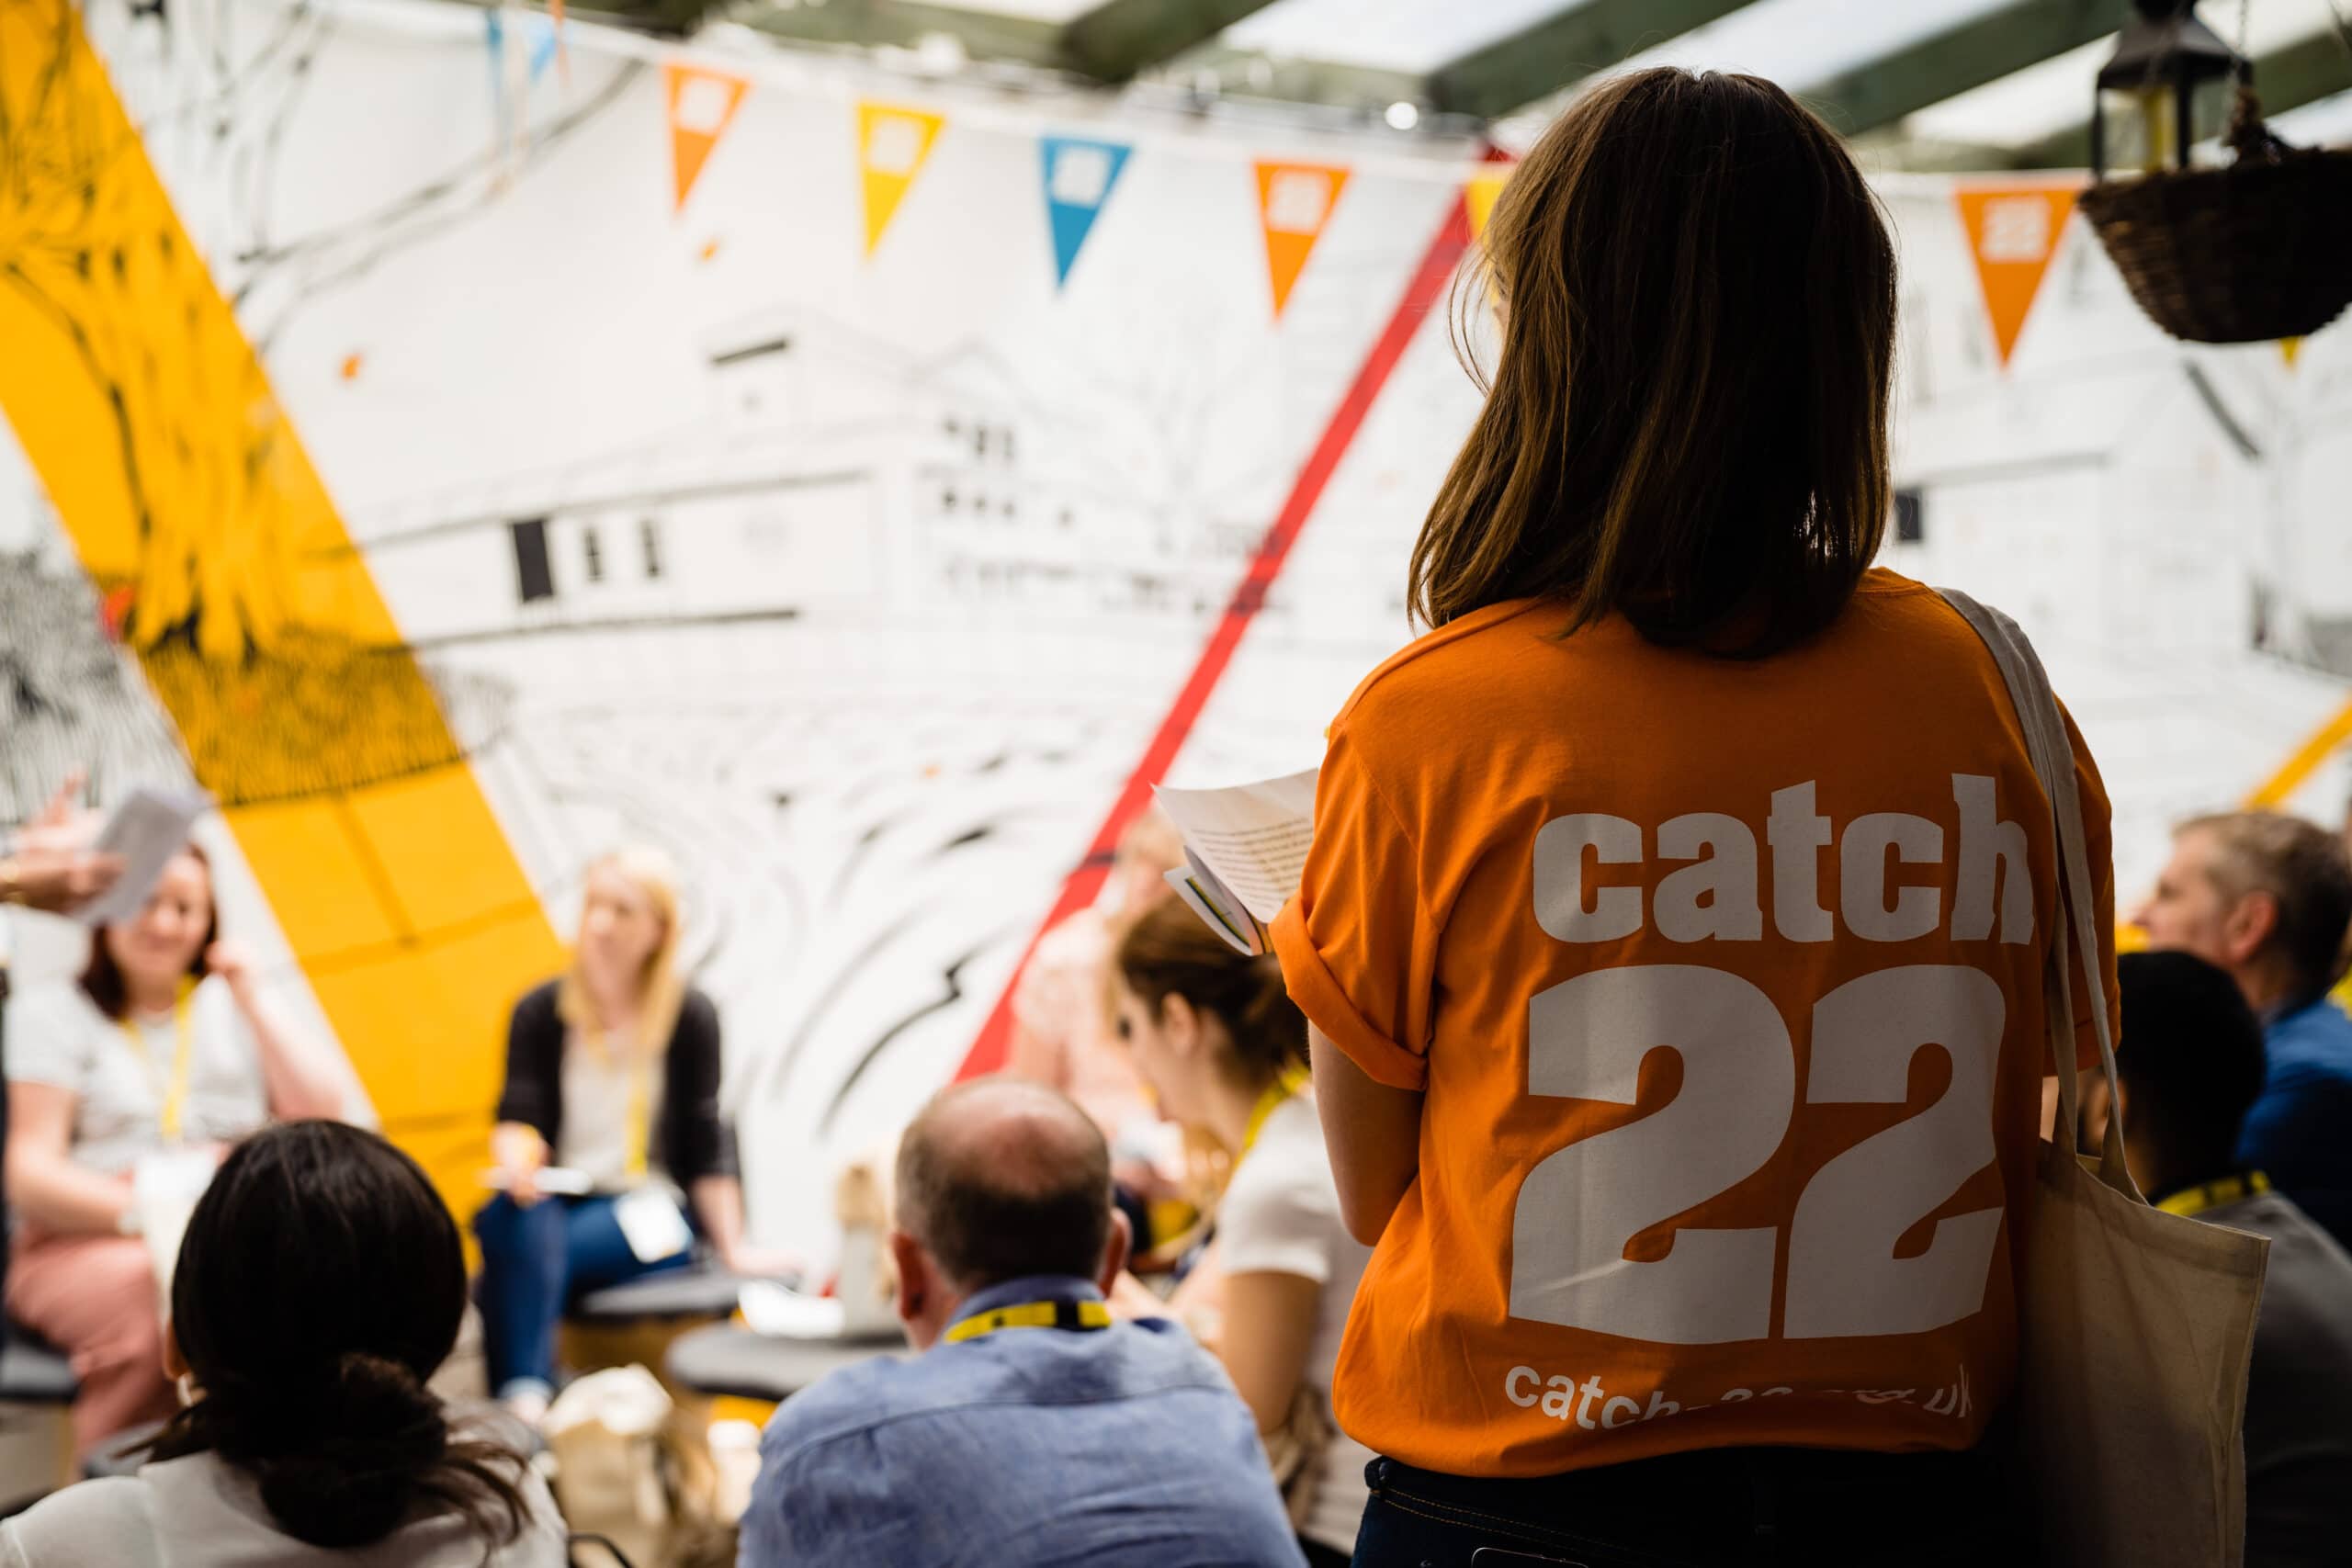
[134, 1146, 217, 1302]
[1152, 768, 1319, 924]
[613, 1187, 694, 1264]
[481, 1165, 595, 1197]
[73, 787, 211, 928]
[739, 1281, 847, 1339]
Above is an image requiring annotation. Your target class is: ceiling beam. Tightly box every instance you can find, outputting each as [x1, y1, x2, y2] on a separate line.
[1799, 0, 2130, 139]
[2008, 26, 2352, 166]
[1427, 0, 1765, 121]
[1138, 43, 1425, 112]
[741, 1, 1065, 68]
[1063, 0, 1283, 84]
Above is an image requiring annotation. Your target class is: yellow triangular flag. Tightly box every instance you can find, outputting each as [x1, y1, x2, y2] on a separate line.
[665, 62, 748, 214]
[2280, 337, 2303, 369]
[1256, 162, 1349, 320]
[860, 104, 944, 258]
[1465, 168, 1510, 242]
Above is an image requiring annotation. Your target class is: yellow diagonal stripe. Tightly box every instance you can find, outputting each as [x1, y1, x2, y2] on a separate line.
[0, 3, 564, 1221]
[2244, 696, 2352, 810]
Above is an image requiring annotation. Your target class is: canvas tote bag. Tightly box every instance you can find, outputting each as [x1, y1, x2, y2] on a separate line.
[1940, 589, 2268, 1568]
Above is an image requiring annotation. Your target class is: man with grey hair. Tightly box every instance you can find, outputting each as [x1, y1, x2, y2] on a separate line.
[738, 1078, 1304, 1567]
[2135, 809, 2352, 1247]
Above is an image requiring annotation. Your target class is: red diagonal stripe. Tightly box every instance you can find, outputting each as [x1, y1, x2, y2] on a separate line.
[956, 188, 1475, 1082]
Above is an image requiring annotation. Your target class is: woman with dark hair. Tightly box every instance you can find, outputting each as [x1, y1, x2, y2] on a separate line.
[1112, 897, 1373, 1568]
[0, 1120, 566, 1565]
[3, 843, 351, 1453]
[1269, 70, 2117, 1565]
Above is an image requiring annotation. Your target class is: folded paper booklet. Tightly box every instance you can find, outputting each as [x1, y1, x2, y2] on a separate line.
[72, 785, 212, 927]
[1151, 768, 1318, 958]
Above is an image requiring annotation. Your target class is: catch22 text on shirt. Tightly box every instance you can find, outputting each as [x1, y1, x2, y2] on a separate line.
[1501, 773, 2039, 1429]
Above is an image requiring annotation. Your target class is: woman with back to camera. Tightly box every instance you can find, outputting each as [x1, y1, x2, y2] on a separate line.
[1268, 69, 2117, 1566]
[0, 1119, 569, 1566]
[4, 841, 351, 1455]
[1112, 897, 1374, 1568]
[474, 846, 790, 1425]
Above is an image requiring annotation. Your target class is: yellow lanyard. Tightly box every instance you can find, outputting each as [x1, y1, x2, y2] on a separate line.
[2157, 1170, 2270, 1218]
[1239, 1063, 1312, 1159]
[944, 1298, 1114, 1344]
[616, 1033, 653, 1182]
[121, 979, 197, 1144]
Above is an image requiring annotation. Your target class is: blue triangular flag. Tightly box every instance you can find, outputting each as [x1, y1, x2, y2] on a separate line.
[525, 14, 557, 83]
[1039, 136, 1132, 289]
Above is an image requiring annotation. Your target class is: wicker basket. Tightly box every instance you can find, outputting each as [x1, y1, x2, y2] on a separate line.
[2080, 90, 2352, 344]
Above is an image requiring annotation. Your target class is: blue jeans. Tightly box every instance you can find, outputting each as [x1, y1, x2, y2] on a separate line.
[1351, 1442, 2023, 1568]
[473, 1192, 693, 1397]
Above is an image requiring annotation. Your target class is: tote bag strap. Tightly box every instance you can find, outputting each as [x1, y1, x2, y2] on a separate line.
[1937, 589, 2139, 1200]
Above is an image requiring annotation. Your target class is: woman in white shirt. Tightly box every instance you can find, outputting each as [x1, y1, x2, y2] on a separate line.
[1112, 897, 1374, 1568]
[4, 843, 349, 1454]
[0, 1118, 568, 1567]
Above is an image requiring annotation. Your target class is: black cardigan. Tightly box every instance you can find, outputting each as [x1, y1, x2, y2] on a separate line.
[494, 980, 737, 1187]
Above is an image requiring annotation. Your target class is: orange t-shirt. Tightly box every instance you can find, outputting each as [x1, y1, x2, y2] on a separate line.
[1270, 570, 2117, 1478]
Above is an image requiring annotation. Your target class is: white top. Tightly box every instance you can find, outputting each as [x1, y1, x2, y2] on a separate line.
[4, 976, 266, 1175]
[555, 1028, 663, 1192]
[1218, 1092, 1376, 1554]
[0, 1450, 571, 1568]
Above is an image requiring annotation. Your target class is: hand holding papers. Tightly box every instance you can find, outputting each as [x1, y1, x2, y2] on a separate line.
[481, 1164, 596, 1197]
[71, 786, 210, 927]
[1151, 769, 1317, 957]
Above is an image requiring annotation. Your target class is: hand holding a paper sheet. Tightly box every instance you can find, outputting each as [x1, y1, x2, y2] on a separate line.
[1152, 770, 1319, 958]
[492, 1121, 553, 1207]
[0, 771, 125, 914]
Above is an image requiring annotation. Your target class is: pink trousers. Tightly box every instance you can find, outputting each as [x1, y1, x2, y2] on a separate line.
[7, 1226, 179, 1454]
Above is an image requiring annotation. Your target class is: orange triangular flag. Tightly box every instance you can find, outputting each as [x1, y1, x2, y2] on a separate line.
[665, 62, 747, 214]
[2280, 337, 2303, 369]
[1256, 163, 1349, 319]
[1465, 168, 1510, 242]
[860, 104, 945, 258]
[1954, 185, 2079, 369]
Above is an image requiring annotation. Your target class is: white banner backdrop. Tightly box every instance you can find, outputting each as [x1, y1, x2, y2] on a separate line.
[2, 0, 2347, 1260]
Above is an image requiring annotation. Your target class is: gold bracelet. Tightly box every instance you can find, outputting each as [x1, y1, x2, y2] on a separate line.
[0, 857, 18, 906]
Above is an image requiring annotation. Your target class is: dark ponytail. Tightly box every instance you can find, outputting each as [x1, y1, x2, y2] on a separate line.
[1114, 897, 1307, 1087]
[147, 1122, 531, 1554]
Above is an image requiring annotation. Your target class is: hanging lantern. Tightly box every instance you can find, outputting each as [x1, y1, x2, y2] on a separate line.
[2089, 1, 2240, 178]
[2078, 2, 2352, 343]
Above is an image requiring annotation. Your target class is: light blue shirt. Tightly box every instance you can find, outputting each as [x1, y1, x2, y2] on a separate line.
[738, 1275, 1306, 1568]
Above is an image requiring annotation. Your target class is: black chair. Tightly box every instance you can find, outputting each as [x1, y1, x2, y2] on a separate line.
[570, 1268, 750, 1326]
[0, 1333, 78, 1408]
[83, 1419, 164, 1480]
[663, 1322, 899, 1406]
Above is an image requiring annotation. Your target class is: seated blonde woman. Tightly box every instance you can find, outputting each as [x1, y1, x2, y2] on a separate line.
[4, 843, 351, 1454]
[474, 847, 789, 1424]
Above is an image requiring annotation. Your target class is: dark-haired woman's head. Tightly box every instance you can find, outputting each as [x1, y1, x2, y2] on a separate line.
[1412, 68, 1897, 655]
[153, 1121, 528, 1552]
[1112, 897, 1306, 1135]
[82, 845, 216, 1021]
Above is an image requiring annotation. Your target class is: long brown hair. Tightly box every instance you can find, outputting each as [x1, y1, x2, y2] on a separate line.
[1113, 898, 1306, 1090]
[1411, 69, 1896, 656]
[80, 843, 216, 1021]
[556, 845, 687, 1056]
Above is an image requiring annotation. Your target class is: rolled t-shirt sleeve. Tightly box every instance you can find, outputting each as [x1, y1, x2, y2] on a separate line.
[4, 985, 94, 1093]
[1271, 725, 1433, 1092]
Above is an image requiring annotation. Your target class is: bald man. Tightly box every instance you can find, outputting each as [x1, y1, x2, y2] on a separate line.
[739, 1079, 1304, 1568]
